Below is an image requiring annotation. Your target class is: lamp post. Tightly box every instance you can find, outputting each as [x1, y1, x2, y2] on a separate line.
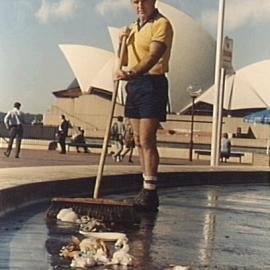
[187, 85, 202, 161]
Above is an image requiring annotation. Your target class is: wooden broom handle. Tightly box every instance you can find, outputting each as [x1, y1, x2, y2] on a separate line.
[94, 35, 127, 199]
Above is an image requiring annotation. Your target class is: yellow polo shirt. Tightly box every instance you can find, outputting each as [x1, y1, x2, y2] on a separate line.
[126, 10, 173, 75]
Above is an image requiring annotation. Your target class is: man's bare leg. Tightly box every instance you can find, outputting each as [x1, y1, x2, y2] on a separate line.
[130, 119, 145, 174]
[129, 118, 160, 211]
[139, 119, 159, 179]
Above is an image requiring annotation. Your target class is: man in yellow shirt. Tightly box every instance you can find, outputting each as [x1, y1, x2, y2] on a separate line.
[116, 0, 173, 211]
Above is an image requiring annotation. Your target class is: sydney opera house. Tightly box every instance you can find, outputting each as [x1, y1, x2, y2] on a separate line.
[43, 2, 215, 131]
[181, 59, 270, 117]
[43, 1, 270, 139]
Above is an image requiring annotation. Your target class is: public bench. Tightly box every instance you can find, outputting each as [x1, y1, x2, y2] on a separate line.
[67, 142, 103, 152]
[195, 150, 245, 163]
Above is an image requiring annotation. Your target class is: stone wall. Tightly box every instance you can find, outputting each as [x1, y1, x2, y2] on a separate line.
[43, 94, 270, 142]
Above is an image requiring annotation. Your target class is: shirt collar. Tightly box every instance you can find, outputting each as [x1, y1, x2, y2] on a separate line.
[136, 8, 159, 30]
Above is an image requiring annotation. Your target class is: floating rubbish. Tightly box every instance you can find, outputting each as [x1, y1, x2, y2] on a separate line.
[56, 208, 78, 223]
[79, 231, 126, 241]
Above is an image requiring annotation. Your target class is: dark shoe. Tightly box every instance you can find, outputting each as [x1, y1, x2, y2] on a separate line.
[132, 189, 159, 212]
[4, 152, 10, 158]
[128, 159, 133, 163]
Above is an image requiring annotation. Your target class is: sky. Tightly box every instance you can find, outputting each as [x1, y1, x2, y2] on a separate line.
[0, 0, 269, 114]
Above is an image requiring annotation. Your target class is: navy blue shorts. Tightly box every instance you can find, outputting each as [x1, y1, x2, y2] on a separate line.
[124, 75, 168, 122]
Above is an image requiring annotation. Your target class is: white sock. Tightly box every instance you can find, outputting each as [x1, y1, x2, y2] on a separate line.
[143, 176, 157, 190]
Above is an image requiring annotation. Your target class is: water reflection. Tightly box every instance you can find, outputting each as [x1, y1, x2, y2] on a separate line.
[129, 212, 158, 269]
[45, 211, 159, 270]
[199, 189, 218, 266]
[2, 185, 270, 269]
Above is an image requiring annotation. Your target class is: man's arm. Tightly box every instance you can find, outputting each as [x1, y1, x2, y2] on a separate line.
[116, 41, 166, 80]
[4, 112, 11, 129]
[228, 140, 232, 152]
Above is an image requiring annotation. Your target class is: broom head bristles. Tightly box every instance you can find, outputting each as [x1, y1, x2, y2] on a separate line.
[46, 197, 139, 224]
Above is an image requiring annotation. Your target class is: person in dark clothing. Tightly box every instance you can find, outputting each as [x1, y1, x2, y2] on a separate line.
[4, 102, 25, 158]
[57, 114, 71, 154]
[71, 127, 89, 153]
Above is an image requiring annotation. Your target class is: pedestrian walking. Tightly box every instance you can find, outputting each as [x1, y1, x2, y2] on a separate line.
[4, 102, 25, 158]
[121, 121, 135, 163]
[111, 116, 125, 162]
[115, 0, 173, 211]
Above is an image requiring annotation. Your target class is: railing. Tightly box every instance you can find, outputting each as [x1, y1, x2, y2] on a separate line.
[0, 123, 58, 140]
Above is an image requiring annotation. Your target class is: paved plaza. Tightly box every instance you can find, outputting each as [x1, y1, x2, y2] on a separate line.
[0, 148, 209, 168]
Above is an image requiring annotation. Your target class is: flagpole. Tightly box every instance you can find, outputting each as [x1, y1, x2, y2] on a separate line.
[210, 0, 225, 166]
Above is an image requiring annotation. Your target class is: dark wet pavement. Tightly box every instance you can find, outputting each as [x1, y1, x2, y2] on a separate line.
[1, 184, 270, 269]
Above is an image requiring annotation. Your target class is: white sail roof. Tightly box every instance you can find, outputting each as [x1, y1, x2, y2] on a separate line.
[157, 1, 215, 112]
[59, 45, 114, 94]
[193, 59, 270, 110]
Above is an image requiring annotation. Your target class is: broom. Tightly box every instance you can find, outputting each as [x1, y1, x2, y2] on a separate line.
[47, 35, 138, 224]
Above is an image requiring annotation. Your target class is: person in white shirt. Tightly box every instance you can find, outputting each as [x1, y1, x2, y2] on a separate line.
[220, 133, 231, 162]
[4, 102, 25, 158]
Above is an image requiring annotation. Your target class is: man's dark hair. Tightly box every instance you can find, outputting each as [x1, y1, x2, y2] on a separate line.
[14, 102, 21, 109]
[117, 116, 123, 121]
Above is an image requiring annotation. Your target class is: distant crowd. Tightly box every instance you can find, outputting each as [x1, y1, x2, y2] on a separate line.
[2, 102, 134, 162]
[56, 114, 135, 162]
